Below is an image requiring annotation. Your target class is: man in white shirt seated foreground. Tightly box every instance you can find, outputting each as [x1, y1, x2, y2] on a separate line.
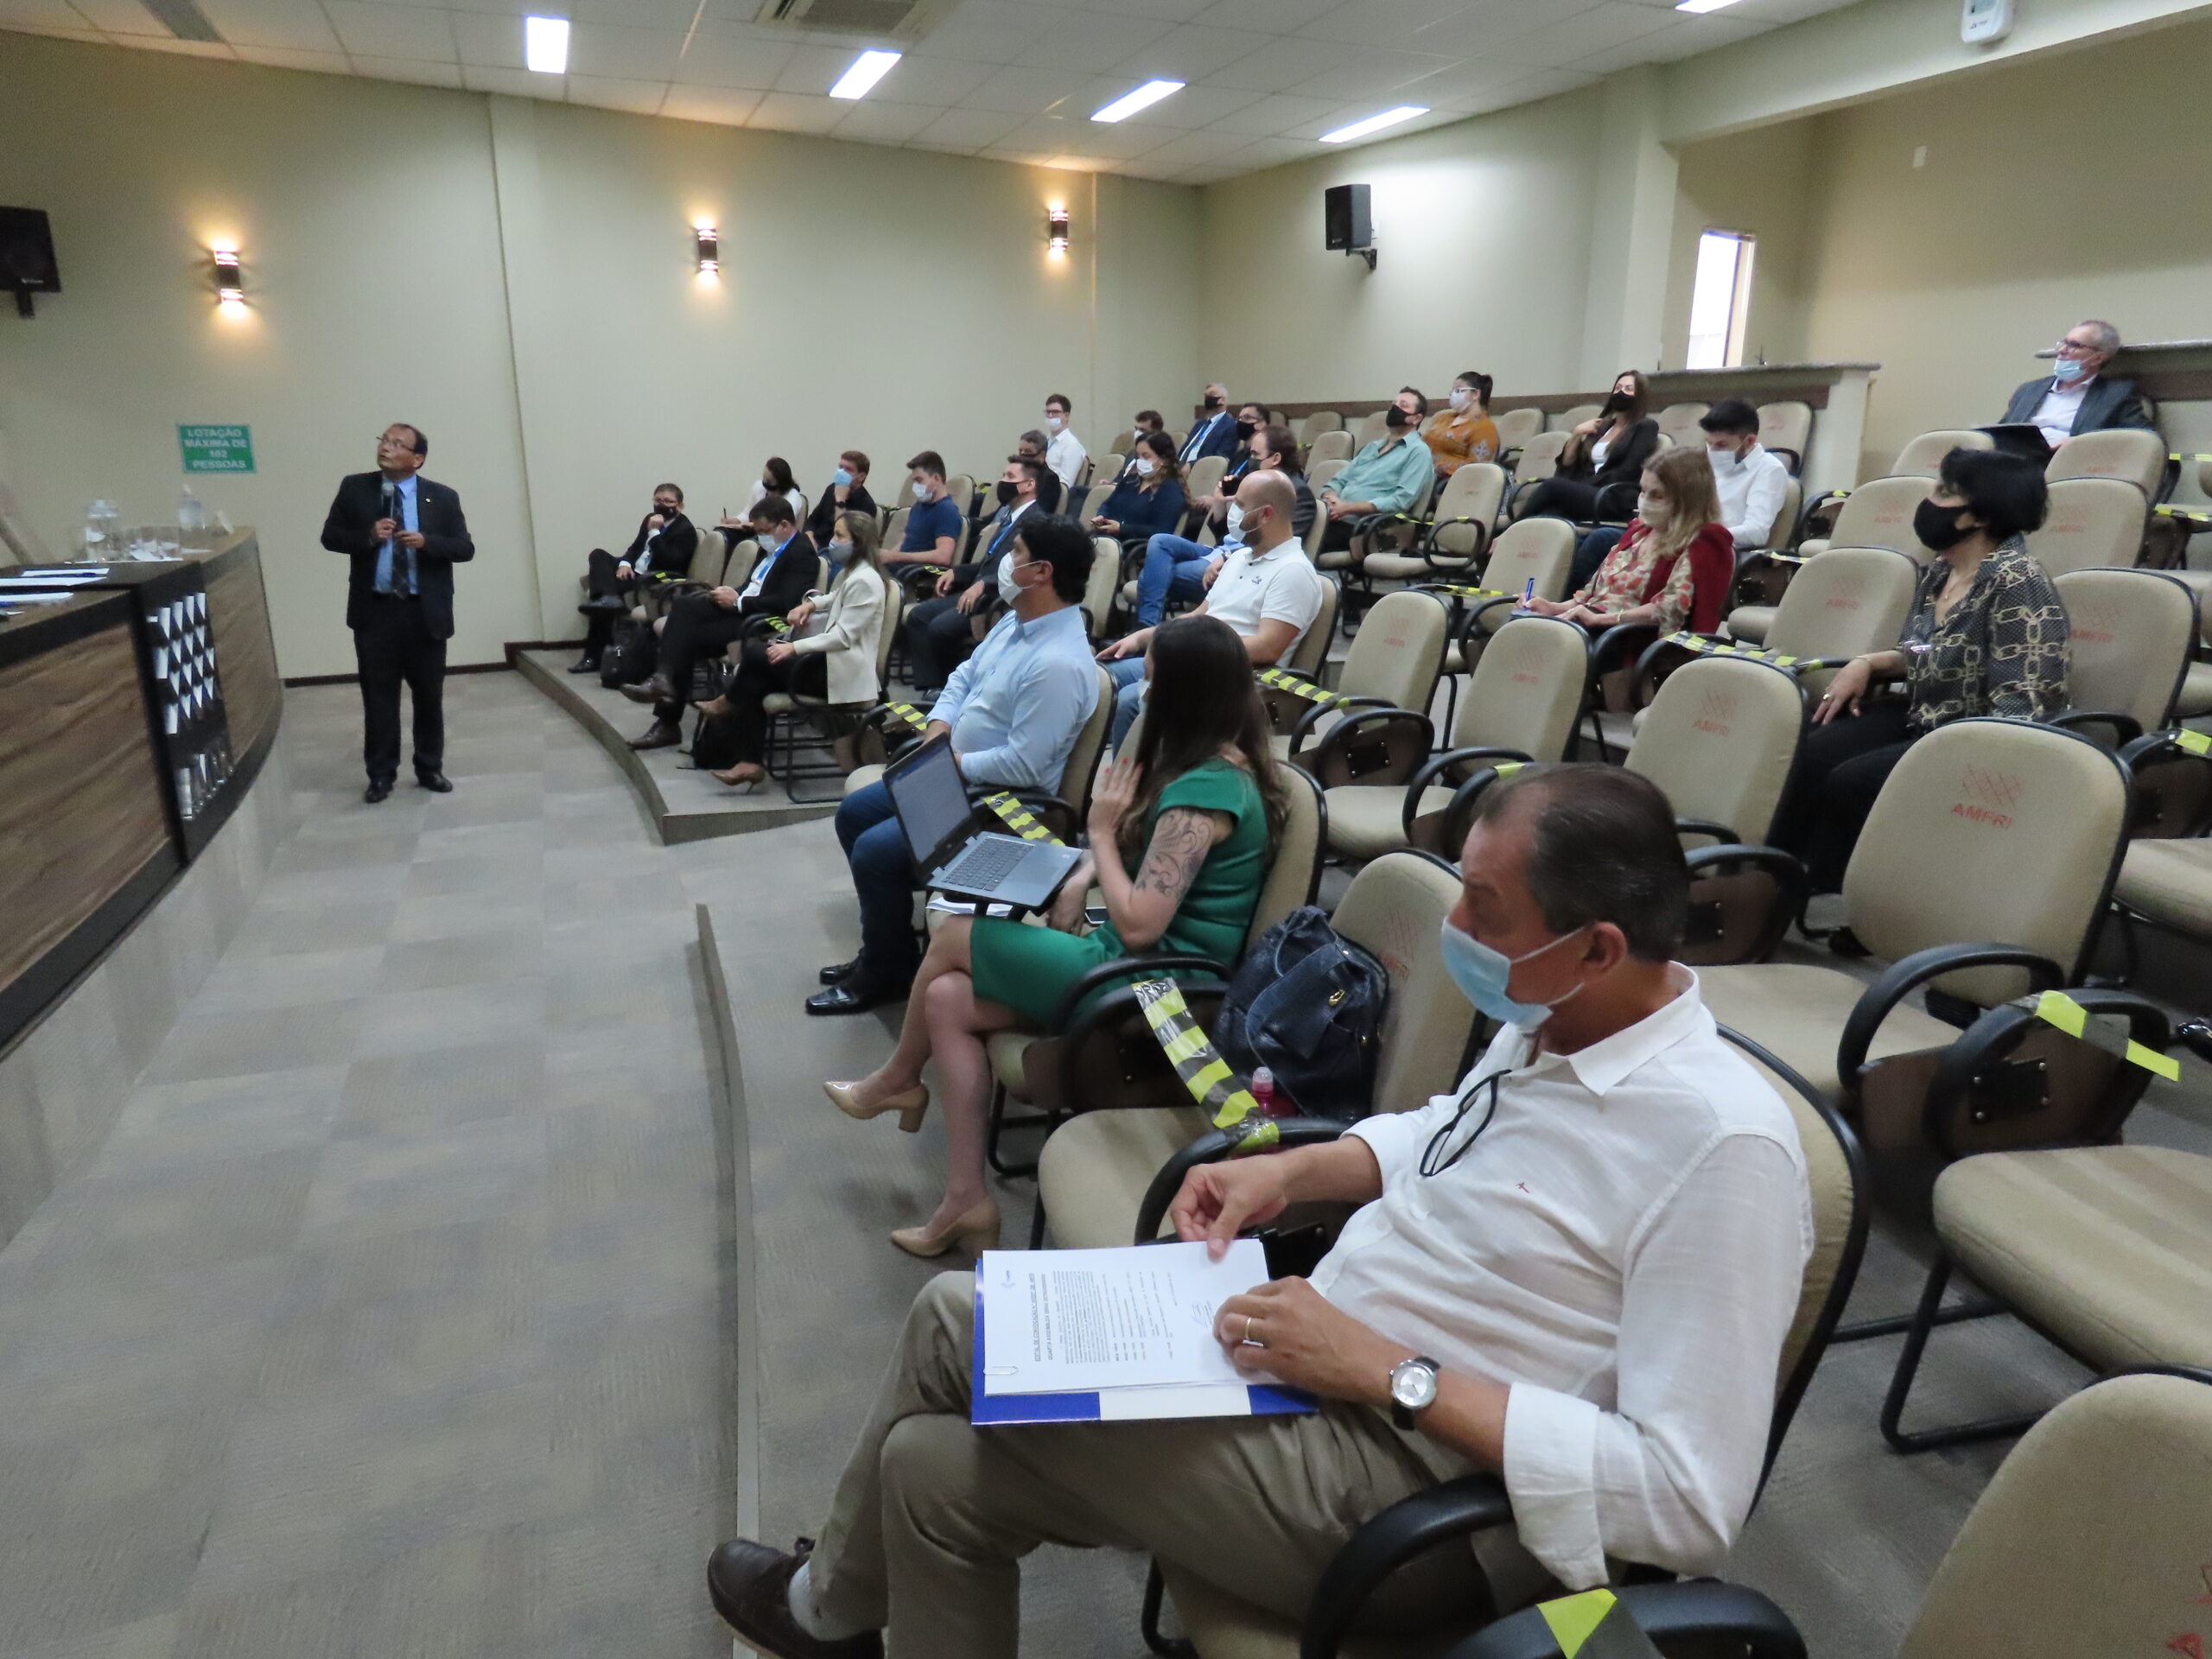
[1096, 469, 1325, 747]
[1567, 397, 1790, 591]
[708, 763, 1815, 1659]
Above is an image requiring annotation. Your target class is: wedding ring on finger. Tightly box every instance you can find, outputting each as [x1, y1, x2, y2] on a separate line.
[1241, 1314, 1263, 1348]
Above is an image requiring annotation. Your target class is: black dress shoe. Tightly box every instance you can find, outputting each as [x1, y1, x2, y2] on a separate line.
[416, 771, 454, 793]
[629, 720, 683, 751]
[805, 978, 909, 1016]
[577, 594, 628, 614]
[706, 1539, 880, 1658]
[364, 779, 393, 804]
[818, 955, 863, 985]
[568, 655, 601, 675]
[618, 674, 677, 706]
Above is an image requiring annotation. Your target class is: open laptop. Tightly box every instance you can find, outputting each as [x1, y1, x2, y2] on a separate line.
[1979, 423, 2056, 463]
[885, 735, 1084, 909]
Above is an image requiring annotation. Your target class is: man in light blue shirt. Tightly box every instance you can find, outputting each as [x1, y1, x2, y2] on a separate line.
[1316, 386, 1434, 561]
[812, 517, 1101, 1015]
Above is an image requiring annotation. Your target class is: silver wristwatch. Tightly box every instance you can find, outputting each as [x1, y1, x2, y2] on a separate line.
[1388, 1355, 1441, 1429]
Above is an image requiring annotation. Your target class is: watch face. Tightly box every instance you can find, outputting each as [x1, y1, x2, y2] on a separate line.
[1391, 1361, 1439, 1412]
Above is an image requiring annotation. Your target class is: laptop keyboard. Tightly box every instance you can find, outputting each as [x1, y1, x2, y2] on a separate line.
[945, 837, 1027, 890]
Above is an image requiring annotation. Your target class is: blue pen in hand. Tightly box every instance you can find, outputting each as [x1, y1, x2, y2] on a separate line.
[1518, 576, 1535, 611]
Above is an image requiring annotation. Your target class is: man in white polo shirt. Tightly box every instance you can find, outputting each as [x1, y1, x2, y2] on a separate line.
[1096, 469, 1325, 746]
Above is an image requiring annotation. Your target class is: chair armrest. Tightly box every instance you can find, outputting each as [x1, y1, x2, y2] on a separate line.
[1675, 816, 1738, 844]
[1920, 988, 2171, 1157]
[1404, 747, 1533, 842]
[1420, 517, 1493, 563]
[2047, 708, 2144, 747]
[1300, 1476, 1518, 1659]
[1589, 622, 1658, 677]
[2180, 1020, 2212, 1065]
[1458, 597, 1521, 653]
[1045, 954, 1230, 1033]
[1301, 706, 1436, 788]
[2117, 728, 2212, 838]
[1682, 844, 1806, 964]
[1837, 944, 2064, 1090]
[1290, 692, 1395, 746]
[1132, 1116, 1356, 1243]
[1441, 1580, 1806, 1659]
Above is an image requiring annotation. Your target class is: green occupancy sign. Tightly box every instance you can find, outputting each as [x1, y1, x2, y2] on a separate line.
[179, 424, 255, 474]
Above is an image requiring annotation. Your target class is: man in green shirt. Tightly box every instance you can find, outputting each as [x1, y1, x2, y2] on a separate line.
[1316, 385, 1433, 559]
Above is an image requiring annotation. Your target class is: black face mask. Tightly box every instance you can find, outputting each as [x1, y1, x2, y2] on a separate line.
[1385, 406, 1412, 430]
[1203, 394, 1224, 411]
[1914, 498, 1975, 552]
[1603, 392, 1633, 414]
[995, 480, 1020, 505]
[1234, 420, 1255, 441]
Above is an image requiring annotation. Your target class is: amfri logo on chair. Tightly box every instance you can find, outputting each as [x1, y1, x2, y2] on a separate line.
[1953, 765, 2024, 830]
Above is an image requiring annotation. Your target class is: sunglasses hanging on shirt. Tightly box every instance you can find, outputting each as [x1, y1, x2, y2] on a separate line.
[1420, 1069, 1506, 1177]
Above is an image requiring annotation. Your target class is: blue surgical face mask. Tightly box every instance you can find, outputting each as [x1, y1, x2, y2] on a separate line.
[2053, 356, 2088, 385]
[833, 467, 854, 489]
[826, 537, 853, 565]
[1439, 918, 1587, 1031]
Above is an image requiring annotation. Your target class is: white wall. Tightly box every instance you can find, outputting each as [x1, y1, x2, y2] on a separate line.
[0, 32, 1202, 676]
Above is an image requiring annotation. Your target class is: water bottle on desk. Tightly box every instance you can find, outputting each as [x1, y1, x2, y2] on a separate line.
[177, 486, 207, 535]
[84, 499, 121, 560]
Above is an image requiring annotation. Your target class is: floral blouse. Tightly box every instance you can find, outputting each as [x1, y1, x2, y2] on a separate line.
[1575, 521, 1734, 635]
[1421, 411, 1500, 475]
[1897, 535, 2069, 732]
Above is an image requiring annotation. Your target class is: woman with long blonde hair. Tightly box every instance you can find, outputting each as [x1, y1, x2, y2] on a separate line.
[1529, 446, 1734, 634]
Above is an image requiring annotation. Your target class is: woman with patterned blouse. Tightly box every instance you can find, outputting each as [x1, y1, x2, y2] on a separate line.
[1773, 448, 2069, 893]
[1527, 446, 1736, 635]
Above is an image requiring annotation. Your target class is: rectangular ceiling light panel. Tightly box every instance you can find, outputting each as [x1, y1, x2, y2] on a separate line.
[1092, 79, 1184, 123]
[1319, 105, 1427, 143]
[524, 15, 569, 73]
[830, 48, 902, 99]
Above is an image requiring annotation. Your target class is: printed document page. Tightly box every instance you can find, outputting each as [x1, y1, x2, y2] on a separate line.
[977, 1239, 1269, 1396]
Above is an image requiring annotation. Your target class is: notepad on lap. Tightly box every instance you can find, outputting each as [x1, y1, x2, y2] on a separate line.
[970, 1240, 1315, 1425]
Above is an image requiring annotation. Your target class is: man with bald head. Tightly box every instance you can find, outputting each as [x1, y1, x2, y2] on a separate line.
[1096, 467, 1325, 746]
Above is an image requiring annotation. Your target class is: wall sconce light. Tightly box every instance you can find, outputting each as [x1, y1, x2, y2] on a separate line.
[212, 245, 243, 305]
[694, 224, 719, 276]
[1046, 207, 1070, 252]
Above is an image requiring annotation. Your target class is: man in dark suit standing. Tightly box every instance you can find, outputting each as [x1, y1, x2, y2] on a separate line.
[321, 423, 475, 804]
[1999, 319, 2155, 450]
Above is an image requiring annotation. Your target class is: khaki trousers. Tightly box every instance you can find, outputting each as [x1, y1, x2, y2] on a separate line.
[808, 1271, 1483, 1659]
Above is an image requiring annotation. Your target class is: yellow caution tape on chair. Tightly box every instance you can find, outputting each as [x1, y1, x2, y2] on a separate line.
[1661, 632, 1799, 669]
[2024, 990, 2180, 1081]
[1255, 666, 1345, 709]
[1535, 1589, 1665, 1658]
[976, 791, 1061, 844]
[2176, 728, 2211, 756]
[1131, 979, 1274, 1155]
[1433, 584, 1516, 602]
[2152, 504, 2212, 523]
[883, 701, 930, 732]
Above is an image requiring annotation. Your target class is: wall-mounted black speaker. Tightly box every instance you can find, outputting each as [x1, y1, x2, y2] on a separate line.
[1, 207, 60, 318]
[1324, 183, 1371, 251]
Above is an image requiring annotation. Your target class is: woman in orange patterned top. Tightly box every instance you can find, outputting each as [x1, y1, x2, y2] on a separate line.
[1526, 447, 1734, 636]
[1421, 370, 1502, 476]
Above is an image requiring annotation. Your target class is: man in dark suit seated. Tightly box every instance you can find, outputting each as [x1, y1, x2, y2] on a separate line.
[1178, 382, 1243, 467]
[321, 423, 474, 804]
[1999, 319, 2154, 451]
[622, 495, 817, 751]
[904, 455, 1046, 691]
[573, 481, 697, 675]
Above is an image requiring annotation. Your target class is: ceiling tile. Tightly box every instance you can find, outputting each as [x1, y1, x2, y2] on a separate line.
[1191, 0, 1340, 29]
[828, 98, 944, 143]
[963, 61, 1098, 115]
[354, 52, 463, 85]
[907, 104, 1027, 151]
[450, 10, 523, 67]
[1580, 9, 1770, 68]
[1205, 33, 1346, 92]
[1011, 9, 1176, 73]
[1294, 0, 1479, 45]
[60, 0, 160, 30]
[1108, 21, 1262, 81]
[868, 53, 996, 105]
[1285, 43, 1455, 101]
[1481, 1, 1678, 67]
[192, 0, 341, 52]
[671, 26, 793, 89]
[1133, 125, 1259, 165]
[1072, 0, 1217, 19]
[910, 0, 1059, 65]
[661, 83, 761, 125]
[461, 61, 553, 96]
[1401, 0, 1611, 57]
[1203, 91, 1340, 136]
[567, 21, 682, 81]
[1208, 134, 1319, 173]
[232, 42, 353, 72]
[771, 41, 867, 96]
[566, 73, 669, 113]
[323, 2, 456, 62]
[747, 90, 842, 135]
[0, 0, 92, 31]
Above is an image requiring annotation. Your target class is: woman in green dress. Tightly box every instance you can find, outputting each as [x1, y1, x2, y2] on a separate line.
[823, 614, 1286, 1259]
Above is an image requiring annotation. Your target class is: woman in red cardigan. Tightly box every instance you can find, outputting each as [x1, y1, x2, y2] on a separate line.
[1529, 447, 1735, 635]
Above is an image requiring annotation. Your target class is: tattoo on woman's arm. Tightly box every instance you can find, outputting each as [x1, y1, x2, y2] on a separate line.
[1135, 808, 1218, 903]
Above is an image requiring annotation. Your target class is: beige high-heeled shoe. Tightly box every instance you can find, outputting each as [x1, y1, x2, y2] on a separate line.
[822, 1079, 930, 1134]
[713, 762, 767, 791]
[891, 1199, 1001, 1260]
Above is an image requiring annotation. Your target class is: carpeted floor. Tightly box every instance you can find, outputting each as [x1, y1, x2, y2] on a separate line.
[3, 666, 2208, 1659]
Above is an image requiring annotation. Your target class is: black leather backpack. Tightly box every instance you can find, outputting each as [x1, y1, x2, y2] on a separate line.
[1215, 906, 1389, 1122]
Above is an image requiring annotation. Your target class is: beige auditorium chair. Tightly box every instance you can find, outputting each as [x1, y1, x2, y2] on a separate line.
[1794, 474, 1931, 563]
[944, 472, 976, 518]
[983, 763, 1325, 1184]
[1307, 429, 1354, 467]
[1271, 589, 1451, 778]
[1491, 405, 1544, 459]
[1550, 402, 1602, 432]
[1439, 518, 1577, 689]
[1302, 456, 1351, 555]
[1298, 410, 1343, 448]
[1323, 613, 1587, 866]
[755, 586, 906, 803]
[2024, 474, 2148, 578]
[1082, 533, 1124, 644]
[1033, 849, 1471, 1253]
[1151, 1027, 1866, 1659]
[1093, 454, 1123, 493]
[2108, 728, 2212, 966]
[2048, 427, 2169, 498]
[1654, 401, 1710, 448]
[1757, 399, 1814, 473]
[1281, 576, 1342, 682]
[1707, 544, 1919, 696]
[1892, 427, 1994, 477]
[1352, 407, 1391, 448]
[1452, 1371, 2212, 1659]
[2048, 567, 2196, 745]
[878, 504, 908, 548]
[1699, 718, 2130, 1110]
[1503, 430, 1571, 519]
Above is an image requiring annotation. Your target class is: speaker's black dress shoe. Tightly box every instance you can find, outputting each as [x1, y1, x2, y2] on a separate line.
[416, 771, 453, 793]
[706, 1538, 880, 1658]
[805, 978, 908, 1016]
[818, 955, 862, 985]
[629, 720, 683, 751]
[568, 655, 601, 675]
[364, 779, 393, 804]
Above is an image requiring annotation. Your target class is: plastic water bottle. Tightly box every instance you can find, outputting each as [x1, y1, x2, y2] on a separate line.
[85, 499, 121, 553]
[1250, 1066, 1293, 1119]
[177, 486, 206, 533]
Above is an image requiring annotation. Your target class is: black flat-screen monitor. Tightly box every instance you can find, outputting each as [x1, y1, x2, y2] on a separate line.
[1, 207, 60, 315]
